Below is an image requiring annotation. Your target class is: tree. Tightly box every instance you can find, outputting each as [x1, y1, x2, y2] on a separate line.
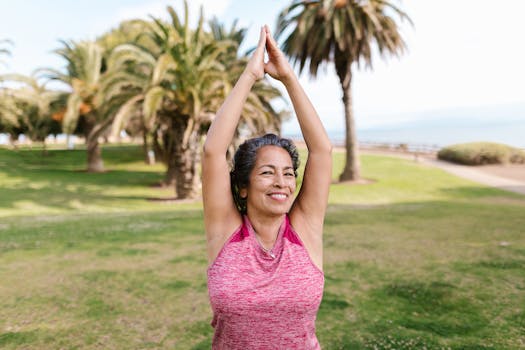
[99, 3, 229, 195]
[0, 73, 62, 152]
[100, 20, 176, 171]
[48, 40, 110, 172]
[97, 19, 154, 53]
[0, 39, 16, 138]
[0, 88, 21, 143]
[149, 4, 287, 198]
[103, 2, 286, 199]
[147, 4, 231, 197]
[275, 0, 412, 181]
[96, 1, 287, 199]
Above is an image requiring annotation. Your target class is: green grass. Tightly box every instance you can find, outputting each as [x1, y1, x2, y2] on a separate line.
[1, 145, 524, 349]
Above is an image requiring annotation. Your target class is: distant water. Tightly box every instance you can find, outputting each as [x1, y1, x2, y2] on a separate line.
[2, 120, 524, 150]
[360, 122, 525, 149]
[286, 120, 525, 150]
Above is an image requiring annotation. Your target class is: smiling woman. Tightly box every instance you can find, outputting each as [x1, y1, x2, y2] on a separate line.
[230, 135, 300, 215]
[201, 25, 332, 349]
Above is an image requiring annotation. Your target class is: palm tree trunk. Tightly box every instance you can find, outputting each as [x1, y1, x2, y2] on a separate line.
[166, 115, 200, 199]
[157, 113, 201, 198]
[173, 134, 201, 199]
[42, 140, 48, 156]
[165, 158, 177, 187]
[8, 133, 17, 149]
[158, 127, 177, 186]
[337, 67, 361, 181]
[86, 135, 104, 172]
[85, 119, 107, 173]
[142, 131, 155, 165]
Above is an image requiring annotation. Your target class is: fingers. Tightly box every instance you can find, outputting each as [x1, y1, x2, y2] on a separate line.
[263, 25, 280, 57]
[255, 26, 266, 53]
[264, 25, 277, 48]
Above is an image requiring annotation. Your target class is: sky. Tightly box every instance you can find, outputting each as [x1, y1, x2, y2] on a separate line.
[1, 0, 525, 139]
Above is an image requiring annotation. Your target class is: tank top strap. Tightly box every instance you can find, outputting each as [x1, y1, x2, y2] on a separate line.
[282, 214, 303, 247]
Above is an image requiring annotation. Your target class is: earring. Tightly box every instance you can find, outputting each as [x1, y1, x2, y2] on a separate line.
[240, 189, 247, 199]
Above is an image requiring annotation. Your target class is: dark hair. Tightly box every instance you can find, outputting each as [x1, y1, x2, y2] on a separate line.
[230, 133, 300, 214]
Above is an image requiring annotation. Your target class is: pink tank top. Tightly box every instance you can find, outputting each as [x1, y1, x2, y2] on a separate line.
[207, 215, 324, 349]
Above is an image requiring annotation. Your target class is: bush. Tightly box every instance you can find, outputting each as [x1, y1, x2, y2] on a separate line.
[437, 142, 525, 165]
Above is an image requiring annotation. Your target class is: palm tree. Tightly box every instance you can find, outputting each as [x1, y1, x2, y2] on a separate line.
[48, 40, 110, 172]
[99, 3, 228, 196]
[101, 1, 287, 199]
[0, 73, 62, 152]
[149, 4, 232, 198]
[97, 19, 154, 54]
[0, 88, 21, 142]
[102, 30, 176, 172]
[93, 19, 167, 166]
[156, 4, 287, 198]
[275, 0, 412, 181]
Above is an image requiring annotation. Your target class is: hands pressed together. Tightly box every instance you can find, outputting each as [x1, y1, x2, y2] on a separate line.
[245, 25, 295, 84]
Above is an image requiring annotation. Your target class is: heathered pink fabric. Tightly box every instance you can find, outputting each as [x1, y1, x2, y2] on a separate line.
[207, 215, 324, 349]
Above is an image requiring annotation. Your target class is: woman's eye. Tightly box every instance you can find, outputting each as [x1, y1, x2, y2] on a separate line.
[285, 173, 294, 177]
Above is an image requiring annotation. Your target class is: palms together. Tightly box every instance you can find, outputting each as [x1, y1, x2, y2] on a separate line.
[247, 26, 295, 84]
[245, 27, 266, 81]
[263, 27, 294, 83]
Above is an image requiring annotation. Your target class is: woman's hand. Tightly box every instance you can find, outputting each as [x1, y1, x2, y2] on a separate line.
[263, 25, 295, 84]
[244, 26, 267, 81]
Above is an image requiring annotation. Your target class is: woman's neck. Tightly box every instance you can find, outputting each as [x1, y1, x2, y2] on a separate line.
[247, 212, 285, 247]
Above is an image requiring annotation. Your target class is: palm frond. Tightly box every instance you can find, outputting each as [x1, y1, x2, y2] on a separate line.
[143, 86, 166, 128]
[63, 93, 82, 133]
[275, 0, 411, 75]
[110, 94, 144, 138]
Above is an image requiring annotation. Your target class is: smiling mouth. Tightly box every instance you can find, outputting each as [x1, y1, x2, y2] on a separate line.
[269, 193, 287, 200]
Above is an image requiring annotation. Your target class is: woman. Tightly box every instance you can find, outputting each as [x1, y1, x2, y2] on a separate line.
[202, 25, 332, 349]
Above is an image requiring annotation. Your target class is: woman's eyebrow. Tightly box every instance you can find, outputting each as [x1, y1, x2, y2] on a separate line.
[257, 164, 276, 170]
[257, 164, 293, 170]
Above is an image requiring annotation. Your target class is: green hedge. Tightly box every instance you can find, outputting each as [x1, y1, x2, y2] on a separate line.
[437, 142, 525, 165]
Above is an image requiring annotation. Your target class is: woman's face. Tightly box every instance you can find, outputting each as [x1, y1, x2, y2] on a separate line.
[241, 145, 296, 216]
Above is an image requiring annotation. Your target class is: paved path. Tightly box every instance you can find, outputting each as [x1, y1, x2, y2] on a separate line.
[423, 158, 525, 196]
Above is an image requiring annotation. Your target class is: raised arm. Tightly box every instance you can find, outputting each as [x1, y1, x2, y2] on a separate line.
[202, 27, 267, 258]
[264, 27, 332, 250]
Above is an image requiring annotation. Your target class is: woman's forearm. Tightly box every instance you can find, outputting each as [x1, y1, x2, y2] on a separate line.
[203, 71, 257, 156]
[204, 27, 266, 156]
[262, 25, 331, 155]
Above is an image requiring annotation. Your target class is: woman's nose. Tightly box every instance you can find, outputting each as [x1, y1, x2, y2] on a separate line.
[273, 173, 285, 187]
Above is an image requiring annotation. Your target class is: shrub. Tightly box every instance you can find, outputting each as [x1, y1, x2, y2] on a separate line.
[437, 142, 525, 165]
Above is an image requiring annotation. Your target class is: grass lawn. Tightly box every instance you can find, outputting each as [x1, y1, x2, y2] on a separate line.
[1, 145, 524, 349]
